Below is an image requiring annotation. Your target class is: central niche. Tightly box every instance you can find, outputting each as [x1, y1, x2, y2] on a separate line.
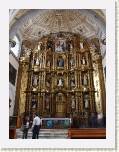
[57, 56, 64, 67]
[55, 93, 66, 117]
[55, 38, 66, 52]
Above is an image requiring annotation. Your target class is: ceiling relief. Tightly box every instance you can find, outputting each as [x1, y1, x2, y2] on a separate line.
[10, 10, 105, 40]
[9, 9, 106, 57]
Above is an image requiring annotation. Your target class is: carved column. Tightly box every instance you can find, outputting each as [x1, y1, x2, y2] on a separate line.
[88, 69, 96, 113]
[75, 93, 78, 113]
[53, 53, 55, 70]
[74, 71, 77, 88]
[37, 93, 41, 114]
[96, 56, 106, 116]
[80, 93, 83, 113]
[77, 71, 80, 88]
[66, 72, 69, 89]
[78, 93, 81, 113]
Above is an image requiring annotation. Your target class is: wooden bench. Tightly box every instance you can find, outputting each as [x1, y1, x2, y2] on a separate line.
[68, 128, 106, 139]
[9, 127, 16, 139]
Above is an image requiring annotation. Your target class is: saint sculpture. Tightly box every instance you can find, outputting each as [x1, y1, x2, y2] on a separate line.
[58, 78, 63, 87]
[80, 41, 84, 49]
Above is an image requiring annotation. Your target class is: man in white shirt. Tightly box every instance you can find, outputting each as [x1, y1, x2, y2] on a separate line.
[32, 113, 41, 139]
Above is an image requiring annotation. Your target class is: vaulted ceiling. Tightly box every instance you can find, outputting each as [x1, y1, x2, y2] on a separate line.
[9, 9, 106, 42]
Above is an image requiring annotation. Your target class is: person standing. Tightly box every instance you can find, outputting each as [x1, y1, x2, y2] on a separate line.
[22, 116, 30, 139]
[32, 113, 41, 139]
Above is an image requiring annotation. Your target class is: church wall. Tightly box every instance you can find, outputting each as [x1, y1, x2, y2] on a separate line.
[9, 52, 19, 116]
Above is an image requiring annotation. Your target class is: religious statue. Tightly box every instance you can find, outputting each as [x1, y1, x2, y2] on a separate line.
[46, 80, 50, 87]
[55, 40, 62, 52]
[31, 99, 37, 108]
[38, 42, 42, 51]
[80, 42, 84, 49]
[70, 58, 75, 67]
[46, 60, 51, 67]
[35, 58, 39, 66]
[55, 39, 66, 52]
[45, 96, 50, 110]
[57, 57, 64, 67]
[32, 75, 39, 86]
[70, 43, 73, 50]
[57, 78, 63, 87]
[70, 78, 75, 87]
[83, 74, 88, 85]
[84, 99, 89, 109]
[81, 56, 86, 65]
[71, 97, 75, 109]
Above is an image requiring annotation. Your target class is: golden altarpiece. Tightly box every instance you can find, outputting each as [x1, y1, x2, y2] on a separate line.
[15, 32, 106, 125]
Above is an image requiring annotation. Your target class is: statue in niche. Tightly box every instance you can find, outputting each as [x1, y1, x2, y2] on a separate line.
[32, 75, 39, 86]
[81, 56, 87, 65]
[57, 57, 64, 67]
[57, 78, 64, 87]
[38, 42, 42, 51]
[55, 39, 66, 52]
[46, 60, 51, 67]
[70, 58, 75, 67]
[35, 58, 39, 66]
[84, 99, 89, 109]
[82, 73, 88, 86]
[46, 79, 50, 88]
[31, 99, 37, 108]
[70, 77, 75, 87]
[71, 97, 75, 109]
[80, 41, 84, 49]
[45, 96, 50, 110]
[70, 44, 73, 50]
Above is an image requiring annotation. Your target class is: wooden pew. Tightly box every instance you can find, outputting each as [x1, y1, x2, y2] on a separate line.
[9, 127, 16, 139]
[68, 128, 106, 139]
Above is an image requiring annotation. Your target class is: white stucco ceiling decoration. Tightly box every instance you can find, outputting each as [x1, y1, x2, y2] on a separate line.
[10, 9, 106, 42]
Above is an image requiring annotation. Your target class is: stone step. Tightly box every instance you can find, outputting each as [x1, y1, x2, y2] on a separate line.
[16, 128, 68, 139]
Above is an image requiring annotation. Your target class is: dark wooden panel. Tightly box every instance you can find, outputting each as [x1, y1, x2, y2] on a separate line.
[68, 128, 106, 139]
